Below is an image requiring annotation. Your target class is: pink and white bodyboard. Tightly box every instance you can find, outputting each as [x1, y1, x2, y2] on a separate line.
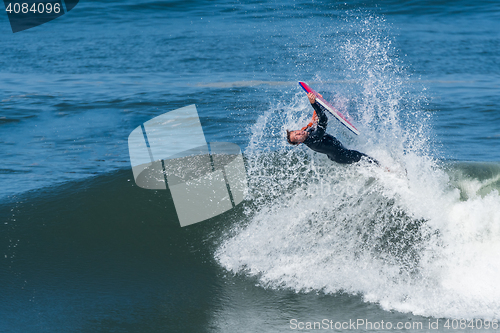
[299, 81, 360, 136]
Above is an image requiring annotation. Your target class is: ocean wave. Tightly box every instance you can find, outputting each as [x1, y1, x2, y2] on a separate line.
[215, 12, 500, 319]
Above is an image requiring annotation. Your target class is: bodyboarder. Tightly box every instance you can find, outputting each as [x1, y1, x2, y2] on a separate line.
[287, 92, 378, 165]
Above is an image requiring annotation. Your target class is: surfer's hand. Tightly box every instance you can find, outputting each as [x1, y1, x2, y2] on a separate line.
[307, 92, 316, 104]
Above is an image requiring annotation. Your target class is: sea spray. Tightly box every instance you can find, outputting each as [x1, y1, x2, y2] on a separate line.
[216, 12, 500, 319]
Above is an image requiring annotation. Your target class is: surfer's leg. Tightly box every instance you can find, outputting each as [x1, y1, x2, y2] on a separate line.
[329, 149, 379, 165]
[322, 135, 379, 165]
[331, 149, 363, 164]
[360, 153, 380, 166]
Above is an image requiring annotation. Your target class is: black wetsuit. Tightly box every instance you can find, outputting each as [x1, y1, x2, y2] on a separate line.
[303, 102, 376, 165]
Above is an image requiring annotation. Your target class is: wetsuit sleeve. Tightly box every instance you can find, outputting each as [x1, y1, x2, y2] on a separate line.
[308, 102, 328, 138]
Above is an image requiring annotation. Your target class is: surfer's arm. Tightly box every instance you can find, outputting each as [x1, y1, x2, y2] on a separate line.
[307, 92, 328, 130]
[311, 102, 327, 126]
[311, 102, 328, 132]
[303, 102, 328, 141]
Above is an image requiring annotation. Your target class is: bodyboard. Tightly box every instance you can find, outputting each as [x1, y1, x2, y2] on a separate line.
[299, 81, 360, 135]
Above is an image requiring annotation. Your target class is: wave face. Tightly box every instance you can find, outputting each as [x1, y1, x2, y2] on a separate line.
[215, 14, 500, 319]
[1, 1, 499, 330]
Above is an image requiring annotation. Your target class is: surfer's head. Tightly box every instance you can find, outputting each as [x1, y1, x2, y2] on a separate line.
[287, 130, 308, 145]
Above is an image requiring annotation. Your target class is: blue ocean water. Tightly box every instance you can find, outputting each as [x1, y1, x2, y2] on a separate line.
[1, 1, 500, 332]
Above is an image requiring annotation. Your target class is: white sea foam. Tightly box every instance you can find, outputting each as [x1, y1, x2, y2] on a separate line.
[216, 13, 500, 319]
